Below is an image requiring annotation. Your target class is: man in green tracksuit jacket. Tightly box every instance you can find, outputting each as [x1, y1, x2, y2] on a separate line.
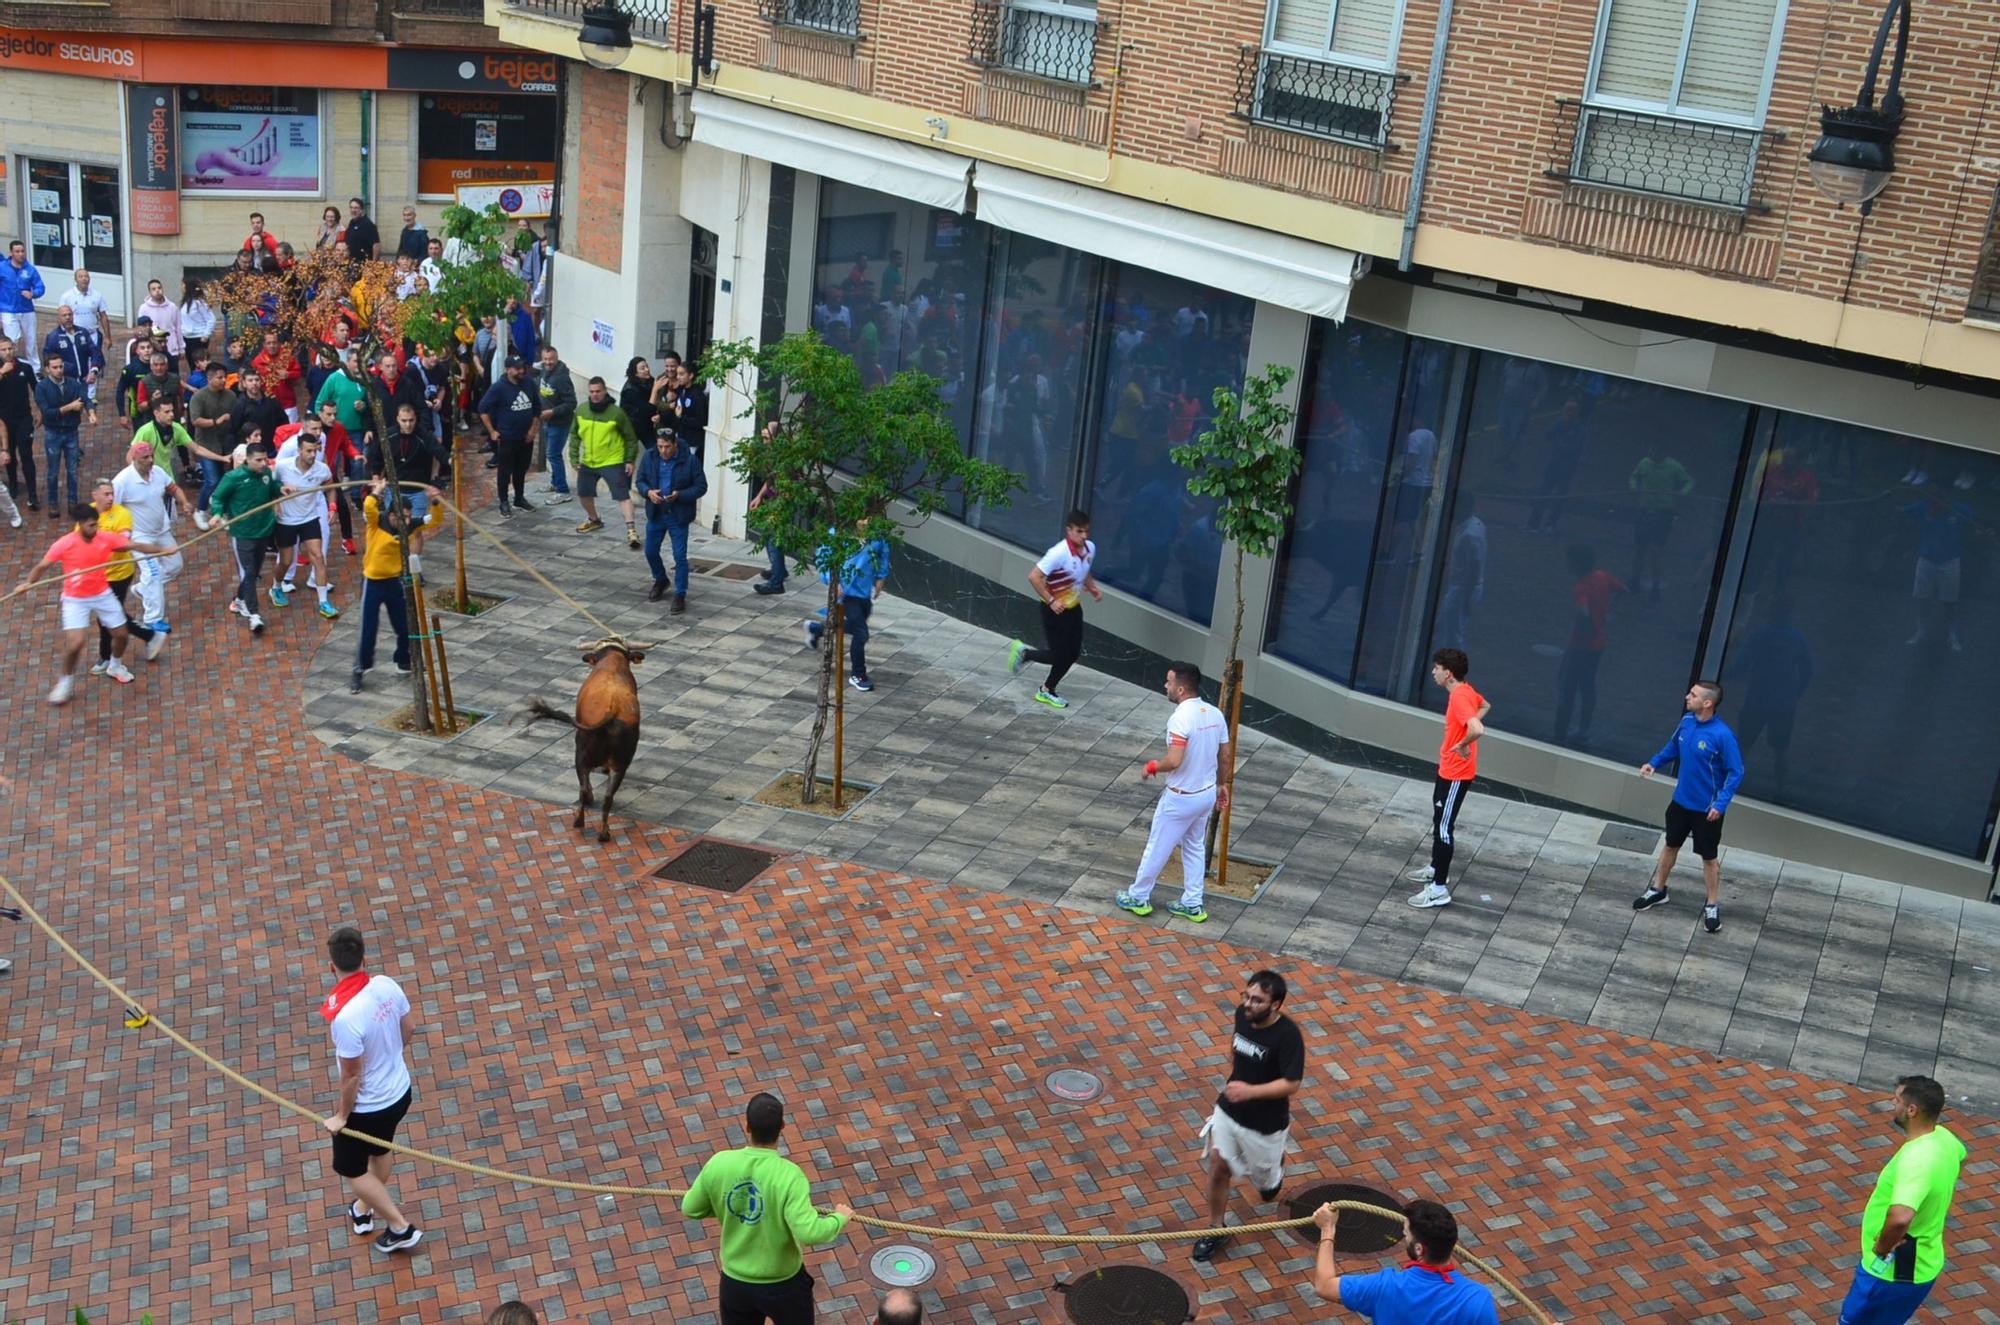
[682, 1092, 851, 1325]
[566, 375, 640, 548]
[208, 442, 285, 633]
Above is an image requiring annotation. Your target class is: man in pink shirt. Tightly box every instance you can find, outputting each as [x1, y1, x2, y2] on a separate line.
[13, 501, 173, 704]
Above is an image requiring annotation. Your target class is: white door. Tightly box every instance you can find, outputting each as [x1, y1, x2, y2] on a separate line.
[25, 158, 126, 314]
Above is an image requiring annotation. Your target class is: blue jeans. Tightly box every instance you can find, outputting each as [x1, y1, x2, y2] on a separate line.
[542, 423, 570, 493]
[44, 429, 80, 509]
[644, 518, 691, 595]
[763, 538, 787, 585]
[197, 456, 230, 510]
[807, 595, 871, 679]
[356, 576, 411, 672]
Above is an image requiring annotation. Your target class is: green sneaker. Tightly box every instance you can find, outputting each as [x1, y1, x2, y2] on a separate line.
[1167, 901, 1208, 923]
[1007, 639, 1027, 675]
[1115, 890, 1153, 917]
[1034, 687, 1069, 709]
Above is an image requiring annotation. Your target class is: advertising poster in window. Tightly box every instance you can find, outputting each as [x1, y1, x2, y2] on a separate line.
[416, 93, 557, 199]
[179, 87, 320, 192]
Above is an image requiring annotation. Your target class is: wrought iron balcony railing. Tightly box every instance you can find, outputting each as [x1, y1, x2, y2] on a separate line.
[396, 0, 487, 15]
[504, 0, 672, 42]
[969, 0, 1100, 87]
[758, 0, 859, 37]
[1547, 98, 1783, 212]
[1234, 46, 1399, 149]
[1971, 192, 2000, 319]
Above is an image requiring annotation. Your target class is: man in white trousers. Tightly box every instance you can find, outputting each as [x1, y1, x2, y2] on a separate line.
[1116, 661, 1231, 924]
[111, 441, 189, 632]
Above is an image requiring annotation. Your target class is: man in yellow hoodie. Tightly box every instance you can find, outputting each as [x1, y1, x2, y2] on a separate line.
[566, 375, 640, 549]
[350, 475, 441, 694]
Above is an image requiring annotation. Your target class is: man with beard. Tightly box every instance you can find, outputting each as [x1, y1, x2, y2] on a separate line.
[1838, 1075, 1965, 1325]
[1188, 969, 1305, 1264]
[14, 500, 172, 703]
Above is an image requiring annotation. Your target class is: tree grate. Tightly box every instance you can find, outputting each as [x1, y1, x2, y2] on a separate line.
[1286, 1182, 1407, 1253]
[650, 839, 780, 893]
[1058, 1264, 1190, 1325]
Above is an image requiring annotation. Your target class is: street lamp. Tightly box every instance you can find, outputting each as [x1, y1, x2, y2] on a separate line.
[578, 3, 634, 69]
[1807, 0, 1910, 211]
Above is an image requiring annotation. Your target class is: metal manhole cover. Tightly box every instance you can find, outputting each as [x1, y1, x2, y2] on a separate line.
[869, 1245, 936, 1287]
[650, 839, 780, 893]
[711, 562, 765, 580]
[1043, 1068, 1103, 1102]
[1286, 1182, 1407, 1253]
[1598, 822, 1662, 853]
[1059, 1265, 1189, 1325]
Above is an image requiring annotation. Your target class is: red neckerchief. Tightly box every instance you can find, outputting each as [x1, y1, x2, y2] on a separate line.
[1067, 537, 1088, 559]
[320, 971, 370, 1022]
[1404, 1260, 1458, 1282]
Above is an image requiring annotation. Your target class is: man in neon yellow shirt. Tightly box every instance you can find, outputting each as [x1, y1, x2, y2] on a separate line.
[682, 1092, 851, 1325]
[1841, 1074, 1965, 1324]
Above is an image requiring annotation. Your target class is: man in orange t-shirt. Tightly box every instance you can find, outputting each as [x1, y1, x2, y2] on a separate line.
[14, 500, 172, 706]
[1409, 647, 1490, 909]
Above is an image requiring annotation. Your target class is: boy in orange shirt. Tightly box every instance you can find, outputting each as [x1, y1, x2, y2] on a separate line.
[1408, 647, 1490, 909]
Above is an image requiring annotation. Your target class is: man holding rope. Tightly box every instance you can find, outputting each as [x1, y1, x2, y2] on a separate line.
[15, 501, 174, 703]
[1309, 1198, 1499, 1322]
[320, 926, 424, 1255]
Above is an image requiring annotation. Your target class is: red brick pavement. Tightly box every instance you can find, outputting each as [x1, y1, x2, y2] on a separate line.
[0, 418, 1997, 1325]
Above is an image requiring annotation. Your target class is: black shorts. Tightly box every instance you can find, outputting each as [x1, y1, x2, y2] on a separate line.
[1663, 802, 1724, 860]
[331, 1088, 412, 1178]
[272, 518, 321, 549]
[578, 464, 631, 501]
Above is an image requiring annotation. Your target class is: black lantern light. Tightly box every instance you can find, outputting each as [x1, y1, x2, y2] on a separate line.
[1807, 0, 1911, 211]
[578, 4, 634, 70]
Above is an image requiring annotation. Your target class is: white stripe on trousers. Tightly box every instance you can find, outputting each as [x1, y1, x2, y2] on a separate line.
[1127, 785, 1218, 909]
[1437, 779, 1464, 845]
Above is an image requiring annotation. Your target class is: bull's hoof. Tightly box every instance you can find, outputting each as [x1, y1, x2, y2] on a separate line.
[596, 830, 611, 843]
[572, 813, 586, 830]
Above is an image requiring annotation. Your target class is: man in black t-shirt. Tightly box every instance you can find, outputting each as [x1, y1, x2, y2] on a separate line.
[1191, 969, 1306, 1264]
[342, 197, 382, 262]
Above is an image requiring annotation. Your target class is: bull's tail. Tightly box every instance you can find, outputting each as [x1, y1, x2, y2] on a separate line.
[522, 698, 626, 734]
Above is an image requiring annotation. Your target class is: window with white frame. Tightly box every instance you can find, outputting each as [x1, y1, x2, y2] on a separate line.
[998, 0, 1099, 84]
[1250, 0, 1404, 145]
[1574, 0, 1788, 207]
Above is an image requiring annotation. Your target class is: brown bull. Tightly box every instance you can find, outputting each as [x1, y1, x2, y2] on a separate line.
[523, 639, 650, 843]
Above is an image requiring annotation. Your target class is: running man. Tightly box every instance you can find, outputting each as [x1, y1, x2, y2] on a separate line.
[1116, 661, 1231, 924]
[270, 429, 338, 618]
[1007, 508, 1101, 710]
[320, 926, 424, 1255]
[1190, 969, 1305, 1263]
[1408, 648, 1488, 909]
[1632, 679, 1744, 933]
[1840, 1075, 1966, 1325]
[85, 481, 165, 674]
[208, 441, 284, 635]
[14, 502, 171, 704]
[113, 441, 190, 634]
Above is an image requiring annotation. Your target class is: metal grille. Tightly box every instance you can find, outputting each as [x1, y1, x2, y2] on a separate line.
[651, 839, 780, 893]
[395, 0, 486, 13]
[1546, 99, 1783, 212]
[1058, 1264, 1189, 1325]
[1971, 188, 2000, 318]
[970, 0, 1100, 86]
[1285, 1182, 1407, 1253]
[503, 0, 674, 42]
[759, 0, 860, 36]
[1235, 46, 1399, 149]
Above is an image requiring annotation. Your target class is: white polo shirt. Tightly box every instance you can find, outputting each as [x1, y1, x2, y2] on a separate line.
[329, 975, 413, 1112]
[1166, 697, 1229, 794]
[1035, 536, 1095, 610]
[273, 455, 332, 527]
[111, 464, 173, 543]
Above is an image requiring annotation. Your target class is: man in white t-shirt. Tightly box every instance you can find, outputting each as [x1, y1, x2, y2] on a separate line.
[1007, 509, 1101, 710]
[1116, 661, 1232, 923]
[58, 269, 109, 334]
[270, 429, 338, 617]
[321, 926, 424, 1255]
[112, 441, 189, 631]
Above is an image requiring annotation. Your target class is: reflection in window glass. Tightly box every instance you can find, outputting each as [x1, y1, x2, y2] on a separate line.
[1722, 418, 2000, 856]
[1078, 267, 1254, 626]
[1430, 354, 1748, 757]
[1265, 319, 1408, 685]
[967, 231, 1102, 550]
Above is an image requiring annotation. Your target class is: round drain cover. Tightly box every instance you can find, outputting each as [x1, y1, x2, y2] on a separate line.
[1043, 1068, 1103, 1102]
[1286, 1182, 1408, 1253]
[1059, 1264, 1189, 1325]
[869, 1245, 936, 1287]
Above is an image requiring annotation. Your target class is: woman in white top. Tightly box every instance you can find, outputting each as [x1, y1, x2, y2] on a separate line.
[179, 278, 216, 370]
[136, 279, 183, 359]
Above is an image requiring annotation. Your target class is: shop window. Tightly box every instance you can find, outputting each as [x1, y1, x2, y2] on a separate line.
[179, 87, 321, 194]
[417, 93, 559, 200]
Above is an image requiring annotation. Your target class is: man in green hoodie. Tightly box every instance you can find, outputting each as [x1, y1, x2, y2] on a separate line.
[683, 1092, 852, 1325]
[209, 442, 285, 634]
[566, 375, 640, 549]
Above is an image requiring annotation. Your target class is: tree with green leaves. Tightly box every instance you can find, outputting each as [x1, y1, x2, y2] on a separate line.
[1170, 364, 1300, 880]
[702, 332, 1021, 803]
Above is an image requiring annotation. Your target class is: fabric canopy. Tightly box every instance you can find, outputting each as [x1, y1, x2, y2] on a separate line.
[972, 163, 1359, 321]
[690, 92, 973, 214]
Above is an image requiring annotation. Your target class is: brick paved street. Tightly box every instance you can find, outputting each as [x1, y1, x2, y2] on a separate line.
[1, 428, 1997, 1324]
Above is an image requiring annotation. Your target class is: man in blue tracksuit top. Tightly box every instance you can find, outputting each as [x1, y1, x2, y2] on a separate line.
[1632, 678, 1744, 933]
[635, 427, 706, 613]
[805, 519, 891, 692]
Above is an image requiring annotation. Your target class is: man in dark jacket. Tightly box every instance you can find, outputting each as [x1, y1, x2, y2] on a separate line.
[367, 401, 449, 579]
[369, 351, 431, 449]
[663, 361, 709, 463]
[635, 428, 707, 613]
[227, 372, 289, 453]
[0, 335, 38, 508]
[533, 344, 575, 500]
[478, 355, 541, 513]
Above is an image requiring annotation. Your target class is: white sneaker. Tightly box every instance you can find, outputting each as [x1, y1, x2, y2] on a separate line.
[544, 489, 573, 505]
[1407, 882, 1452, 908]
[1406, 865, 1435, 883]
[229, 599, 248, 617]
[48, 675, 74, 705]
[105, 659, 135, 684]
[6, 512, 18, 529]
[248, 613, 267, 635]
[193, 510, 211, 531]
[144, 631, 168, 661]
[89, 659, 110, 676]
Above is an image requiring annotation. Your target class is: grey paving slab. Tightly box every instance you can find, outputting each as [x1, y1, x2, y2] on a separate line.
[302, 501, 2000, 1112]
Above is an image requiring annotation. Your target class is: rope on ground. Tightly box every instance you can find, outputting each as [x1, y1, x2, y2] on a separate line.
[0, 868, 1556, 1322]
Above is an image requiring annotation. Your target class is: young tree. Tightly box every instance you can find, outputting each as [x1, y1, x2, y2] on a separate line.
[1170, 364, 1300, 879]
[702, 332, 1020, 802]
